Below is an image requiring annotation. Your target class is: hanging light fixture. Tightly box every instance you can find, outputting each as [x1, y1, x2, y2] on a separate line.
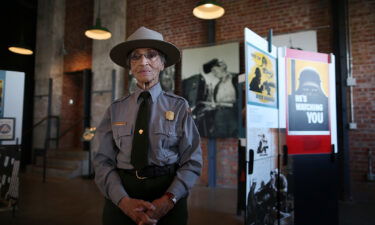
[8, 33, 33, 55]
[85, 0, 111, 40]
[193, 0, 225, 20]
[8, 45, 33, 55]
[8, 13, 33, 55]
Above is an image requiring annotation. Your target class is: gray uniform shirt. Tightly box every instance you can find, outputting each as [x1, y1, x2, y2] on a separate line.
[93, 82, 202, 205]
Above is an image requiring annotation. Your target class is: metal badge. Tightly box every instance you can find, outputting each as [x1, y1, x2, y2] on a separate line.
[165, 111, 175, 121]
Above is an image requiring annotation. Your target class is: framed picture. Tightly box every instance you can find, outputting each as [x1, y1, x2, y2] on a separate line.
[0, 118, 15, 140]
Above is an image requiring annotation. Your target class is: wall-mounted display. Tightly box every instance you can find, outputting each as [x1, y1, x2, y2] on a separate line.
[244, 27, 293, 224]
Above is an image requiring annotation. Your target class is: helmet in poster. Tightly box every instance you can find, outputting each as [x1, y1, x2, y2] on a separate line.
[299, 69, 321, 86]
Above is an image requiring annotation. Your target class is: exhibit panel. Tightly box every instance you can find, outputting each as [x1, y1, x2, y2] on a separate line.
[244, 28, 293, 225]
[284, 49, 337, 155]
[245, 27, 339, 225]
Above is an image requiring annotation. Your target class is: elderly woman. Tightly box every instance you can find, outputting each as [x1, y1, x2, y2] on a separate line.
[93, 27, 202, 225]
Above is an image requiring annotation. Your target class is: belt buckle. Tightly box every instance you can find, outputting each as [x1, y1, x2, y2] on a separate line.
[135, 170, 148, 180]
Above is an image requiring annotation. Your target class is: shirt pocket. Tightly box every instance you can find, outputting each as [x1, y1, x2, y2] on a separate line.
[153, 121, 181, 164]
[112, 124, 133, 151]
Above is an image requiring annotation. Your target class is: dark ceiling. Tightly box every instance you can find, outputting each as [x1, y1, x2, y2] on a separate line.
[0, 0, 37, 73]
[0, 0, 38, 167]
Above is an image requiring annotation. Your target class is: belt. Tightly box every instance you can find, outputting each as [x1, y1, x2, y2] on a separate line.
[120, 164, 178, 180]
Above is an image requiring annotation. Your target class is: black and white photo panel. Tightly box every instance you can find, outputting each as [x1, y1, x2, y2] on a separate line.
[181, 43, 239, 138]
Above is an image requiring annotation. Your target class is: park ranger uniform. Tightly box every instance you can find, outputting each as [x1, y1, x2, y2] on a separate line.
[93, 82, 202, 225]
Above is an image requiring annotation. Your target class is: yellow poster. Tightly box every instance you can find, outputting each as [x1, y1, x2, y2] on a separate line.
[248, 50, 277, 108]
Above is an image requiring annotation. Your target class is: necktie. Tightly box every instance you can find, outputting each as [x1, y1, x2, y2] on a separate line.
[131, 91, 151, 170]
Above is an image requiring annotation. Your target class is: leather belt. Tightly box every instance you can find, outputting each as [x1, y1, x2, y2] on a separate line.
[120, 164, 178, 180]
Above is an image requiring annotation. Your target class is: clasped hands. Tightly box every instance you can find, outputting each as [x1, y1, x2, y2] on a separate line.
[119, 195, 174, 225]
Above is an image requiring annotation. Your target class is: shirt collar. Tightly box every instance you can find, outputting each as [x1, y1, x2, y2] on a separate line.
[134, 82, 162, 103]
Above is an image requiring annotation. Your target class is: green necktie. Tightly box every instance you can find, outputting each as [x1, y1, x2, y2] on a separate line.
[131, 91, 151, 170]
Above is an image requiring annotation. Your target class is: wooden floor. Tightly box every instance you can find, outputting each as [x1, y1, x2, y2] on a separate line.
[0, 173, 243, 225]
[1, 173, 375, 225]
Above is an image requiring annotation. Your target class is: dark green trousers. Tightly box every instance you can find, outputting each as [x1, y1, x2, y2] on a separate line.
[102, 170, 188, 225]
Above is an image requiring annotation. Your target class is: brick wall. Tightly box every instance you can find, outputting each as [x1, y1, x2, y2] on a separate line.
[60, 73, 84, 149]
[125, 0, 335, 188]
[348, 0, 375, 190]
[63, 0, 93, 72]
[60, 0, 93, 149]
[127, 0, 334, 188]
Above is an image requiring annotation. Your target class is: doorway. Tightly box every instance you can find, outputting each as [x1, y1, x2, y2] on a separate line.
[60, 69, 91, 150]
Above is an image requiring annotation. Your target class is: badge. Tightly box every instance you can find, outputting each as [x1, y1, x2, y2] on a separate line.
[139, 129, 144, 134]
[165, 111, 175, 121]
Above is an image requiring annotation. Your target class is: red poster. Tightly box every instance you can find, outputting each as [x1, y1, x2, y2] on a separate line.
[285, 49, 333, 155]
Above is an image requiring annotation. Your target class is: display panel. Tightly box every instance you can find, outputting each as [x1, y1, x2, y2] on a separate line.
[285, 49, 337, 155]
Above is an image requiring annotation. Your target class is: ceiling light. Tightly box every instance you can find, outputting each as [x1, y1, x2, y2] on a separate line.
[85, 18, 112, 40]
[193, 1, 225, 20]
[8, 45, 33, 55]
[85, 0, 111, 40]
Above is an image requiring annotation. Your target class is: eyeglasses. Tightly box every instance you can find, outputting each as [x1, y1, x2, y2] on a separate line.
[130, 50, 159, 61]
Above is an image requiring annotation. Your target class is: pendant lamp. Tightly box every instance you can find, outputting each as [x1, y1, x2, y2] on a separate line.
[193, 0, 225, 20]
[8, 45, 33, 55]
[85, 0, 111, 40]
[8, 35, 33, 55]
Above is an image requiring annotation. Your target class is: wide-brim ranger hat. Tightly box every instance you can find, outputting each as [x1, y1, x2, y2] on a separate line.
[110, 26, 181, 68]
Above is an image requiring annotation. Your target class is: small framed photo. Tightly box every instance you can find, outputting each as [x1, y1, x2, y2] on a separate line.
[0, 118, 15, 140]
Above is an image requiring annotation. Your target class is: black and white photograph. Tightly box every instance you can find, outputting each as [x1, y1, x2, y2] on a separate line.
[246, 166, 294, 225]
[181, 43, 239, 138]
[247, 128, 277, 160]
[159, 65, 175, 93]
[246, 128, 294, 225]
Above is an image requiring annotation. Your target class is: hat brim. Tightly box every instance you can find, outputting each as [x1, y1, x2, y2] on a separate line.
[110, 39, 181, 68]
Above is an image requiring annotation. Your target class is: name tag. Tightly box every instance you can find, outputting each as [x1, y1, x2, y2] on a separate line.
[113, 121, 126, 126]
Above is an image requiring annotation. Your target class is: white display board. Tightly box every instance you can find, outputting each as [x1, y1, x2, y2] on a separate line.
[0, 70, 25, 145]
[244, 28, 285, 225]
